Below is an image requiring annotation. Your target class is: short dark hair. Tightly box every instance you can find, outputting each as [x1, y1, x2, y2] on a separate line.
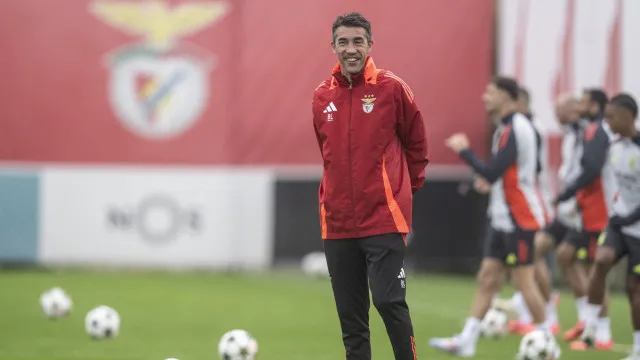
[584, 88, 609, 112]
[492, 76, 519, 101]
[518, 87, 530, 103]
[610, 93, 638, 118]
[332, 12, 372, 43]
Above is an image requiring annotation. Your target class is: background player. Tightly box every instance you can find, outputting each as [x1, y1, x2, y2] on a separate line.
[429, 77, 555, 358]
[574, 94, 640, 359]
[549, 89, 615, 350]
[524, 94, 591, 340]
[508, 88, 560, 335]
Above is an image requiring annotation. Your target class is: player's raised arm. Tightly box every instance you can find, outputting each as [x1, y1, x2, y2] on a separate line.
[456, 127, 517, 184]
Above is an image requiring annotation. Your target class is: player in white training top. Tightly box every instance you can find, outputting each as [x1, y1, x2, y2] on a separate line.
[575, 94, 640, 359]
[429, 77, 556, 359]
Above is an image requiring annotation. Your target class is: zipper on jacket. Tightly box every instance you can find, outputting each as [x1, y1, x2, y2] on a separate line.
[348, 83, 357, 233]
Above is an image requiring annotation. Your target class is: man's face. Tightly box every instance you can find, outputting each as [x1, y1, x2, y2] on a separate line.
[516, 96, 529, 114]
[605, 104, 632, 134]
[482, 83, 506, 114]
[332, 26, 371, 75]
[555, 99, 579, 125]
[579, 93, 596, 118]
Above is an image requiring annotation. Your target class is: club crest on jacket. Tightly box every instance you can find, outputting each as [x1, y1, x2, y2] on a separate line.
[362, 95, 376, 114]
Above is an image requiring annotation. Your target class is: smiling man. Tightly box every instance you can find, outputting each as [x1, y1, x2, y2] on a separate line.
[312, 12, 429, 360]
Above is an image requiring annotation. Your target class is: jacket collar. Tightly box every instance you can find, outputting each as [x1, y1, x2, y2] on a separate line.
[331, 56, 378, 86]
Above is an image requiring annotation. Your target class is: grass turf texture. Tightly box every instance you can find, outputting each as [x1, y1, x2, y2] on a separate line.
[0, 269, 633, 360]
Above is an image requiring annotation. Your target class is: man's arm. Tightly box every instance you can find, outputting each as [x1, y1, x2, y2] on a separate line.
[555, 124, 610, 202]
[395, 76, 429, 193]
[314, 122, 323, 157]
[459, 126, 517, 184]
[610, 207, 640, 227]
[312, 92, 324, 158]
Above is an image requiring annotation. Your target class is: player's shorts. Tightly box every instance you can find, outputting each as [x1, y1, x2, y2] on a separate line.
[599, 227, 640, 275]
[544, 218, 579, 245]
[484, 227, 535, 266]
[563, 231, 601, 263]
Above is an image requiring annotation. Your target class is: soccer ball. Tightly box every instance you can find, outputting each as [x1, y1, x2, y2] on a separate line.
[516, 329, 559, 360]
[85, 305, 121, 339]
[301, 251, 329, 277]
[40, 287, 72, 319]
[480, 308, 508, 338]
[218, 329, 258, 360]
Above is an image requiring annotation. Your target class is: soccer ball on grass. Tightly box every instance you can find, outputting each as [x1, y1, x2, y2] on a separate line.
[301, 251, 329, 277]
[40, 287, 73, 319]
[218, 329, 258, 360]
[85, 305, 121, 339]
[516, 329, 559, 360]
[480, 308, 508, 338]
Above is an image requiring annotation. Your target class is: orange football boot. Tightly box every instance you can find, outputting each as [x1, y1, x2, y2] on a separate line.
[569, 339, 614, 351]
[508, 320, 527, 334]
[563, 321, 585, 341]
[517, 323, 538, 335]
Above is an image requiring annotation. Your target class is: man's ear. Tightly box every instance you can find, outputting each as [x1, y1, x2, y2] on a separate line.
[331, 41, 336, 54]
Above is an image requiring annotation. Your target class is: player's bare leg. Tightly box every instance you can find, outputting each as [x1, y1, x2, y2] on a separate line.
[511, 265, 547, 331]
[470, 259, 507, 319]
[511, 261, 562, 358]
[534, 232, 554, 303]
[580, 263, 613, 350]
[624, 275, 640, 359]
[534, 256, 561, 333]
[557, 242, 588, 299]
[571, 245, 616, 350]
[429, 258, 505, 357]
[555, 241, 591, 340]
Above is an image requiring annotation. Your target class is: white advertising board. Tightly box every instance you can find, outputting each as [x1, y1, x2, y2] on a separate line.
[38, 167, 274, 270]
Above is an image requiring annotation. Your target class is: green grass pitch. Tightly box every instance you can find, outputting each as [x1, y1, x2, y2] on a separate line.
[0, 269, 634, 359]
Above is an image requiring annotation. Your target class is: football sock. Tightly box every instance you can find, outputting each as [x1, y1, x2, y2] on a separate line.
[585, 303, 602, 325]
[545, 300, 558, 325]
[576, 296, 588, 322]
[536, 323, 550, 334]
[596, 317, 612, 342]
[461, 317, 481, 345]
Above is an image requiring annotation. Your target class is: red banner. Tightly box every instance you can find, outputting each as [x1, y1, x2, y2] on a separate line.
[0, 0, 493, 165]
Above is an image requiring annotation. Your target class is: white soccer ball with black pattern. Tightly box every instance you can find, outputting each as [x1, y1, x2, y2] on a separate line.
[301, 251, 329, 277]
[516, 329, 559, 360]
[40, 287, 73, 319]
[218, 329, 258, 360]
[85, 305, 120, 339]
[480, 308, 508, 338]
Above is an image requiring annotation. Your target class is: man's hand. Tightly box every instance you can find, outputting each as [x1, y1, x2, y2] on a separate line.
[608, 215, 623, 232]
[474, 176, 491, 194]
[445, 133, 470, 153]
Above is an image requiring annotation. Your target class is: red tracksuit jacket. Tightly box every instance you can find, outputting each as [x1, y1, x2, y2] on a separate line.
[312, 57, 429, 240]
